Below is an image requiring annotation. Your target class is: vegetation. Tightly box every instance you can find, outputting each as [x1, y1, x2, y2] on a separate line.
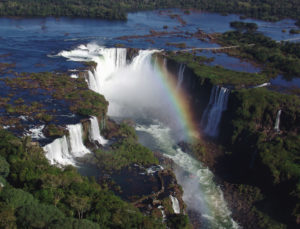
[230, 21, 258, 32]
[0, 0, 299, 25]
[219, 31, 300, 78]
[167, 46, 300, 227]
[94, 123, 158, 171]
[167, 214, 189, 229]
[43, 124, 67, 138]
[0, 129, 164, 228]
[289, 29, 300, 34]
[220, 87, 300, 228]
[165, 52, 268, 86]
[4, 72, 108, 118]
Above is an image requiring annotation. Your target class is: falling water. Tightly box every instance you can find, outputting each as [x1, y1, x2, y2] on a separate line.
[201, 86, 230, 137]
[136, 123, 239, 229]
[87, 70, 101, 93]
[89, 116, 108, 145]
[43, 136, 72, 165]
[43, 123, 90, 166]
[58, 44, 127, 94]
[176, 64, 186, 89]
[170, 195, 181, 214]
[274, 109, 282, 132]
[67, 123, 90, 157]
[58, 44, 239, 228]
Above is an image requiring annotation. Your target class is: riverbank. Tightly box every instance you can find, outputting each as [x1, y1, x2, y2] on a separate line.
[162, 50, 300, 228]
[1, 1, 299, 26]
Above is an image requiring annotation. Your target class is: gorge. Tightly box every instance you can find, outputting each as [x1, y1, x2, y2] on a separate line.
[0, 8, 299, 229]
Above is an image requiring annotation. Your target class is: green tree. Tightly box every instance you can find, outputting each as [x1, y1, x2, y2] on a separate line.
[49, 218, 100, 229]
[16, 202, 65, 228]
[0, 156, 9, 178]
[67, 195, 91, 219]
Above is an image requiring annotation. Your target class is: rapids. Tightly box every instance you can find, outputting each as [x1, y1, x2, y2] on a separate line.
[59, 44, 239, 228]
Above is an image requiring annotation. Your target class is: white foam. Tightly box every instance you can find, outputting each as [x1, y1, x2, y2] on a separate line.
[43, 123, 90, 166]
[70, 74, 78, 79]
[253, 82, 271, 88]
[67, 123, 90, 157]
[89, 116, 108, 145]
[170, 195, 181, 214]
[136, 122, 239, 228]
[201, 86, 230, 137]
[274, 109, 282, 132]
[43, 136, 73, 165]
[25, 125, 46, 139]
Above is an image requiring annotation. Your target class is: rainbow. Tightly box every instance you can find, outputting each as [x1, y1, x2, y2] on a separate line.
[152, 56, 200, 142]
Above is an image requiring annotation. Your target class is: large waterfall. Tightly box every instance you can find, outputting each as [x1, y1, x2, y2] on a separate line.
[89, 116, 108, 145]
[58, 44, 239, 228]
[201, 86, 230, 137]
[43, 123, 90, 166]
[59, 44, 127, 94]
[274, 109, 282, 132]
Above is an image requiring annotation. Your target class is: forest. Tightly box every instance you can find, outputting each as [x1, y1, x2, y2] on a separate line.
[220, 29, 300, 78]
[0, 0, 299, 25]
[0, 130, 165, 228]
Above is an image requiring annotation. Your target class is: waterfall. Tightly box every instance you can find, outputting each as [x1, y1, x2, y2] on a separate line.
[136, 123, 239, 228]
[201, 86, 230, 137]
[58, 44, 239, 228]
[43, 123, 90, 166]
[43, 136, 72, 165]
[58, 44, 127, 94]
[92, 47, 127, 93]
[176, 64, 186, 89]
[170, 195, 181, 214]
[86, 70, 101, 93]
[89, 116, 108, 145]
[130, 49, 158, 71]
[67, 124, 90, 157]
[158, 205, 167, 221]
[274, 109, 282, 132]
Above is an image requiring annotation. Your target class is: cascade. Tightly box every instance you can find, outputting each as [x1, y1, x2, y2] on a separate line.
[43, 136, 72, 165]
[201, 86, 230, 137]
[87, 70, 101, 93]
[274, 109, 282, 132]
[25, 125, 45, 140]
[58, 44, 127, 94]
[136, 123, 239, 228]
[130, 49, 158, 71]
[59, 44, 238, 228]
[176, 64, 186, 89]
[89, 116, 108, 145]
[158, 206, 166, 221]
[93, 47, 127, 94]
[67, 123, 90, 157]
[170, 195, 181, 214]
[43, 123, 90, 165]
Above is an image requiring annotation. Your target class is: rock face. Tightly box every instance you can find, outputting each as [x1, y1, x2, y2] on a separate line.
[162, 53, 300, 228]
[163, 56, 213, 123]
[128, 168, 186, 219]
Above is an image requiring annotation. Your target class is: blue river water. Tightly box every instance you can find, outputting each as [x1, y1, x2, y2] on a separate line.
[0, 9, 299, 229]
[0, 9, 299, 84]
